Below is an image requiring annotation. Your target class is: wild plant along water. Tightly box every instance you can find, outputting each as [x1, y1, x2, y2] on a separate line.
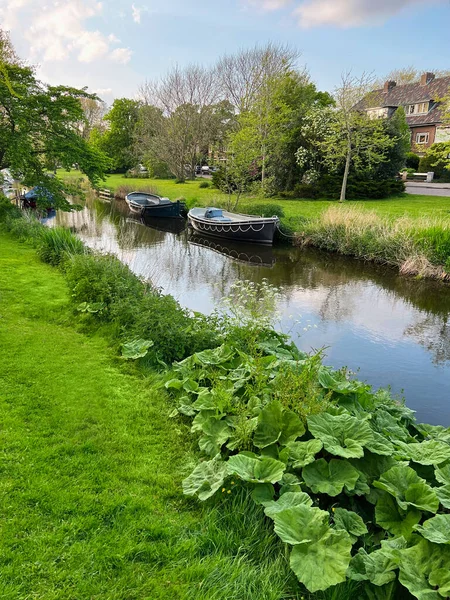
[166, 280, 450, 598]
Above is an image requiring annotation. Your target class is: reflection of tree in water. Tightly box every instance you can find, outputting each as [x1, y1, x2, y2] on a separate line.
[405, 314, 450, 365]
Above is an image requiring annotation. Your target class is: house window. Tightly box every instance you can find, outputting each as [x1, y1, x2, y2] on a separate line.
[416, 133, 429, 144]
[417, 102, 429, 114]
[406, 103, 429, 115]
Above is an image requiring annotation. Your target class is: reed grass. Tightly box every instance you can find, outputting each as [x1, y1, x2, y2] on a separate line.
[114, 183, 159, 201]
[296, 206, 450, 280]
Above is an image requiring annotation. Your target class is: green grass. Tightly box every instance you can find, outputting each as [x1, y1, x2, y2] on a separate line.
[59, 169, 450, 221]
[0, 232, 310, 600]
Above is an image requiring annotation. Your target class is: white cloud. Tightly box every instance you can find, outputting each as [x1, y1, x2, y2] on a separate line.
[131, 3, 142, 23]
[93, 87, 113, 97]
[245, 0, 441, 26]
[246, 0, 292, 9]
[6, 0, 125, 64]
[295, 0, 433, 28]
[109, 47, 133, 64]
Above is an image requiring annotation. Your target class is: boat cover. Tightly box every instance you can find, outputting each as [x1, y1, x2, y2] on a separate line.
[204, 207, 231, 222]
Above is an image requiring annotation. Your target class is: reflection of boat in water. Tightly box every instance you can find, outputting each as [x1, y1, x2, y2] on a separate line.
[188, 207, 279, 245]
[127, 214, 187, 235]
[189, 234, 276, 267]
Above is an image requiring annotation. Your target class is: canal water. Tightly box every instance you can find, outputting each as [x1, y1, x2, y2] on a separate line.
[49, 197, 450, 426]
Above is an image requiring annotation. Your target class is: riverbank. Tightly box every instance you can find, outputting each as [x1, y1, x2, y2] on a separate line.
[0, 233, 297, 600]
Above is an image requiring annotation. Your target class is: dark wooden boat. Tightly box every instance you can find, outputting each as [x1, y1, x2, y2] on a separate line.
[188, 207, 279, 245]
[125, 192, 186, 218]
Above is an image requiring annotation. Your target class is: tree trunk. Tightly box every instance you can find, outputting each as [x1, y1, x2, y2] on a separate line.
[340, 142, 351, 203]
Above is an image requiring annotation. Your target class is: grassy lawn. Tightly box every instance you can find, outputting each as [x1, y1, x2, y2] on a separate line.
[0, 232, 303, 600]
[59, 170, 450, 221]
[0, 234, 201, 599]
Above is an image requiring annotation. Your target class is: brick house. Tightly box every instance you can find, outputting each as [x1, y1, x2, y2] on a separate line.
[359, 72, 450, 155]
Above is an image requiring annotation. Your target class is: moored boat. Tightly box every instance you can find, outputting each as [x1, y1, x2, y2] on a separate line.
[125, 192, 187, 218]
[187, 207, 279, 245]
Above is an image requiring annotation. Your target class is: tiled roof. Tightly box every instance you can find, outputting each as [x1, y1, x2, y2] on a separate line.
[357, 76, 450, 125]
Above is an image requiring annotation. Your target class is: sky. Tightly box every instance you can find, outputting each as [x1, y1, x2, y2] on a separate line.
[1, 0, 450, 103]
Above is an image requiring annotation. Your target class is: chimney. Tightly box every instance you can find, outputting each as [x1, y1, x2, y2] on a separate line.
[420, 72, 435, 86]
[384, 80, 396, 93]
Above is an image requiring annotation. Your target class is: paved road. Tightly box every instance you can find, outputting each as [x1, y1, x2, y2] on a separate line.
[405, 183, 450, 197]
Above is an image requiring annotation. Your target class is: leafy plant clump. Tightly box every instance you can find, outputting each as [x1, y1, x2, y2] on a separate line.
[166, 338, 450, 598]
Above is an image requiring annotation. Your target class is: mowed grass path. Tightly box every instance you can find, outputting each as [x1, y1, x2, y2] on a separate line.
[59, 170, 450, 221]
[0, 234, 200, 599]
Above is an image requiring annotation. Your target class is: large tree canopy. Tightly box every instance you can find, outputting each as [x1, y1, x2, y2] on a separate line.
[0, 29, 109, 210]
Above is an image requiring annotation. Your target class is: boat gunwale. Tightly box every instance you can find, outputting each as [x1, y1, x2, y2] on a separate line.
[188, 208, 279, 225]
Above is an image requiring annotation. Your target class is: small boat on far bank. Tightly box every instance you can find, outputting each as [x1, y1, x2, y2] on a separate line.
[188, 207, 279, 245]
[125, 192, 187, 218]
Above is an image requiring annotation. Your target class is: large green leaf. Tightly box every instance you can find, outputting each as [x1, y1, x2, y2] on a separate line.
[333, 507, 368, 541]
[415, 423, 450, 444]
[121, 338, 153, 359]
[415, 514, 450, 544]
[290, 530, 353, 592]
[226, 453, 285, 484]
[373, 466, 439, 513]
[182, 455, 227, 501]
[307, 413, 373, 459]
[251, 483, 274, 506]
[435, 462, 450, 485]
[394, 440, 450, 466]
[375, 493, 421, 538]
[273, 504, 329, 545]
[264, 491, 313, 519]
[303, 458, 360, 497]
[253, 401, 304, 448]
[436, 484, 450, 509]
[317, 368, 357, 394]
[365, 431, 394, 456]
[398, 538, 450, 599]
[287, 439, 323, 468]
[371, 409, 411, 443]
[348, 540, 404, 587]
[198, 419, 232, 457]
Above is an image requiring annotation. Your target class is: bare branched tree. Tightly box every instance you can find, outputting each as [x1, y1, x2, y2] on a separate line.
[216, 42, 300, 112]
[79, 97, 107, 139]
[374, 66, 450, 88]
[138, 64, 223, 180]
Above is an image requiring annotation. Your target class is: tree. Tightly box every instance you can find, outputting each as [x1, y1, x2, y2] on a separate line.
[374, 67, 450, 88]
[78, 97, 107, 140]
[0, 29, 109, 210]
[323, 72, 396, 202]
[93, 98, 140, 172]
[376, 106, 410, 178]
[139, 64, 224, 181]
[216, 43, 300, 112]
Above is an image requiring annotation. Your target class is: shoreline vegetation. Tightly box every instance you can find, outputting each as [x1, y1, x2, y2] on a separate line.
[2, 199, 450, 600]
[60, 170, 450, 282]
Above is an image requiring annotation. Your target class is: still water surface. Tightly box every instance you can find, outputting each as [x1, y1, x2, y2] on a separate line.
[49, 198, 450, 426]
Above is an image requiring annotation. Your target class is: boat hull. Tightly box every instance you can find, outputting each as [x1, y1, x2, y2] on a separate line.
[141, 201, 185, 218]
[188, 212, 278, 245]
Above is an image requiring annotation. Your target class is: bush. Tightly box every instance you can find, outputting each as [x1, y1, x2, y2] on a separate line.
[239, 203, 285, 218]
[0, 196, 21, 222]
[199, 181, 210, 188]
[405, 152, 420, 170]
[66, 253, 145, 316]
[4, 212, 44, 243]
[317, 176, 405, 200]
[65, 252, 219, 364]
[418, 153, 447, 179]
[292, 183, 319, 199]
[37, 227, 86, 267]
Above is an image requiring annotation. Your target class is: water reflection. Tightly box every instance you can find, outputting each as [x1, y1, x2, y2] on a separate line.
[52, 197, 450, 425]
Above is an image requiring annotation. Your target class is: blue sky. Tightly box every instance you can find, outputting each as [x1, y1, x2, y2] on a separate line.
[2, 0, 449, 102]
